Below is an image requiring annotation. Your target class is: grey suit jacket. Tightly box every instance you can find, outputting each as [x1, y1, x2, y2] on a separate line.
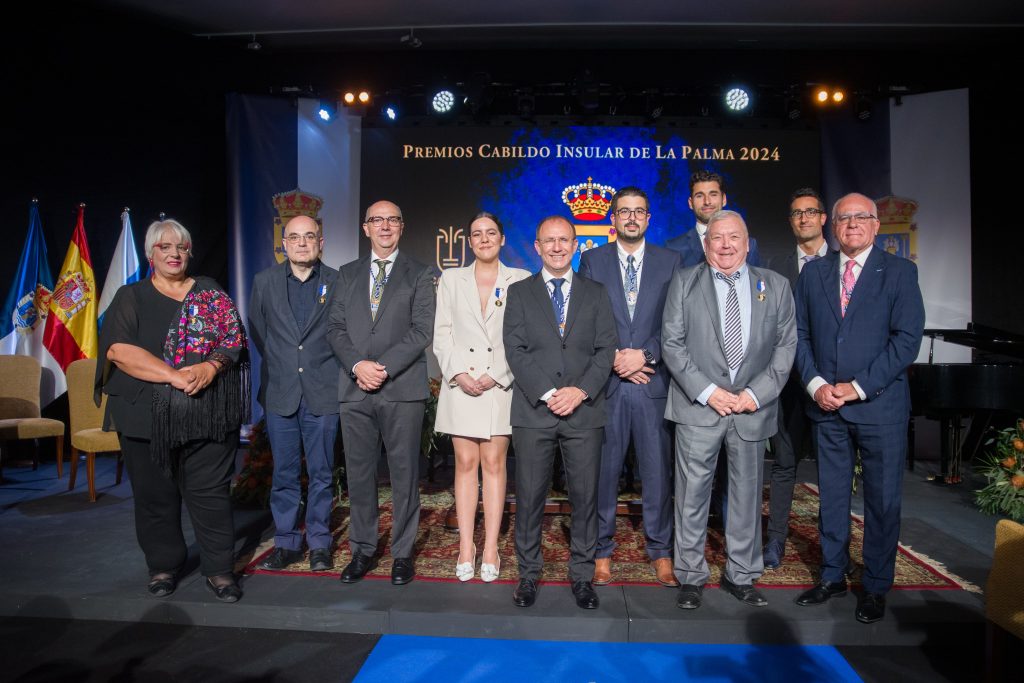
[662, 262, 796, 441]
[503, 272, 617, 430]
[327, 251, 436, 403]
[248, 260, 340, 416]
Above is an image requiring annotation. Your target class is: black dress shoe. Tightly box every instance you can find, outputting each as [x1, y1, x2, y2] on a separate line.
[340, 553, 377, 583]
[258, 547, 305, 571]
[571, 580, 599, 609]
[856, 592, 886, 624]
[309, 548, 334, 572]
[676, 584, 703, 610]
[147, 573, 176, 598]
[205, 577, 242, 603]
[720, 577, 768, 606]
[513, 578, 538, 607]
[795, 580, 848, 606]
[391, 557, 415, 585]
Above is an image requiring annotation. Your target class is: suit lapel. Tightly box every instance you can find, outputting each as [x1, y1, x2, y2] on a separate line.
[277, 263, 301, 334]
[842, 248, 884, 323]
[371, 253, 405, 327]
[632, 246, 664, 325]
[698, 265, 727, 353]
[528, 272, 560, 337]
[818, 252, 843, 324]
[563, 275, 583, 338]
[299, 262, 328, 338]
[458, 266, 487, 328]
[746, 266, 767, 357]
[602, 247, 631, 326]
[484, 262, 513, 324]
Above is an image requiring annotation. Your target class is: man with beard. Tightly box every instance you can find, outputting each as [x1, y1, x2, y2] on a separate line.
[666, 170, 762, 267]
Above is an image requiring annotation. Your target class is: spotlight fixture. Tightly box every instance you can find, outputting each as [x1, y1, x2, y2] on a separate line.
[854, 96, 873, 121]
[317, 99, 338, 122]
[785, 96, 803, 120]
[516, 88, 536, 119]
[813, 86, 847, 107]
[246, 34, 262, 51]
[815, 88, 829, 104]
[358, 91, 370, 104]
[832, 89, 846, 103]
[724, 87, 751, 113]
[432, 89, 456, 114]
[343, 92, 355, 105]
[645, 90, 664, 120]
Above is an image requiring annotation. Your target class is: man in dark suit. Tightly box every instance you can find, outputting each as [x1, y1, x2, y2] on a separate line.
[578, 186, 680, 587]
[249, 215, 341, 572]
[327, 200, 436, 586]
[663, 210, 795, 610]
[665, 170, 761, 267]
[503, 215, 617, 609]
[763, 188, 830, 569]
[793, 192, 924, 624]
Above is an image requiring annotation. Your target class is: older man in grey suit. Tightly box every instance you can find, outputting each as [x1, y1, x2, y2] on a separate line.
[327, 200, 435, 586]
[663, 209, 796, 610]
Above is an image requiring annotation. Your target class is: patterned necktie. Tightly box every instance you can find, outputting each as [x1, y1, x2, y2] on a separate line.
[550, 278, 566, 336]
[370, 259, 388, 320]
[841, 259, 857, 317]
[716, 271, 743, 369]
[802, 254, 819, 265]
[624, 254, 638, 320]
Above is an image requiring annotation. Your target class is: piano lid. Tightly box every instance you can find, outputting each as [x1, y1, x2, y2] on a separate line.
[923, 323, 1024, 362]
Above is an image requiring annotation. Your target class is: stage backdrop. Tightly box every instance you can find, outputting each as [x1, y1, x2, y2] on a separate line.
[360, 126, 820, 273]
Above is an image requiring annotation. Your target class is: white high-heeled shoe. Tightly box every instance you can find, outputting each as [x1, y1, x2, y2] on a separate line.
[480, 554, 501, 583]
[455, 544, 476, 582]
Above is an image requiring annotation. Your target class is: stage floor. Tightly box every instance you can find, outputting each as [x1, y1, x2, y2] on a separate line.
[0, 454, 993, 650]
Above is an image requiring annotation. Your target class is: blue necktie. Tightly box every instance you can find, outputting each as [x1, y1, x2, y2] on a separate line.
[550, 278, 566, 336]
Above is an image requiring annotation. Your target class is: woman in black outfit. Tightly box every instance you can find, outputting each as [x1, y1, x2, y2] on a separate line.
[96, 219, 248, 602]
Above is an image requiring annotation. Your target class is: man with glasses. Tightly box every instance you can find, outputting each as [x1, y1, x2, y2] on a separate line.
[249, 214, 341, 572]
[503, 215, 617, 609]
[793, 193, 924, 623]
[327, 200, 436, 586]
[578, 187, 681, 587]
[763, 188, 831, 570]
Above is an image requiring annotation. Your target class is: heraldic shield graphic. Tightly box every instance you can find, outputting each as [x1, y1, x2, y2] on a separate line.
[272, 189, 324, 264]
[875, 195, 919, 262]
[562, 176, 616, 270]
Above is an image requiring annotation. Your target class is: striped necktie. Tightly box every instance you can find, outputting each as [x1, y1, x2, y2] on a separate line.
[716, 270, 743, 369]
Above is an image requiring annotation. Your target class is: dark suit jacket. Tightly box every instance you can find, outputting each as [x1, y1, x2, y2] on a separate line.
[503, 272, 617, 430]
[248, 260, 340, 416]
[664, 228, 762, 268]
[795, 248, 925, 425]
[327, 251, 436, 403]
[578, 242, 680, 399]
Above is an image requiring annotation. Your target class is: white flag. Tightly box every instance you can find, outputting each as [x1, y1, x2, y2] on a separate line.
[97, 208, 142, 329]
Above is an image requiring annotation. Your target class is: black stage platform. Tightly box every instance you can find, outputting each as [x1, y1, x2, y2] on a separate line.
[0, 455, 994, 652]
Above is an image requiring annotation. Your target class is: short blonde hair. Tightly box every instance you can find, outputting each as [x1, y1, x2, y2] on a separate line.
[145, 219, 193, 258]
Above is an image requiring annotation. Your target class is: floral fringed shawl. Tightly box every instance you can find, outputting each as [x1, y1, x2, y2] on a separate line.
[150, 281, 250, 474]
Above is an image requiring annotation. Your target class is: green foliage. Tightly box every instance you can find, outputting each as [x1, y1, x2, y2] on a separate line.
[974, 420, 1024, 522]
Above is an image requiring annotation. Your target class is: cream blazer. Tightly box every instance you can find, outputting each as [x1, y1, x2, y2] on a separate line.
[433, 261, 530, 438]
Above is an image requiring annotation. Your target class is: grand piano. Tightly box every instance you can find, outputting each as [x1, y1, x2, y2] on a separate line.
[908, 323, 1024, 483]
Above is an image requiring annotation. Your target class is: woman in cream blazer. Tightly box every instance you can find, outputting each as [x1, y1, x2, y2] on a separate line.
[434, 212, 529, 583]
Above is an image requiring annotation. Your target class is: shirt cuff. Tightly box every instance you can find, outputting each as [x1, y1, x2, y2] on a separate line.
[807, 376, 827, 399]
[851, 379, 866, 401]
[540, 388, 556, 402]
[696, 383, 717, 406]
[745, 388, 760, 409]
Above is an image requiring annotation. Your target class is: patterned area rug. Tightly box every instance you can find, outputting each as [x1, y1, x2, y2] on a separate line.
[242, 482, 979, 591]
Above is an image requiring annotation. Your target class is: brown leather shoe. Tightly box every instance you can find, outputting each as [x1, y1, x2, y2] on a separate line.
[593, 557, 612, 585]
[652, 558, 679, 587]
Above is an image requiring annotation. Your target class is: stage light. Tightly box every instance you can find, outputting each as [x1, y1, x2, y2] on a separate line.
[832, 89, 846, 103]
[432, 89, 455, 114]
[384, 105, 397, 121]
[855, 96, 873, 121]
[358, 91, 370, 104]
[785, 96, 803, 120]
[343, 92, 356, 105]
[815, 88, 829, 104]
[317, 99, 337, 123]
[724, 87, 751, 113]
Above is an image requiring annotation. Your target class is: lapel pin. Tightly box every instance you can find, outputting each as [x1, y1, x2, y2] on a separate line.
[756, 279, 767, 302]
[318, 284, 327, 304]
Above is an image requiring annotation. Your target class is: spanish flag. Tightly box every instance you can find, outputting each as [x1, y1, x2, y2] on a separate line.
[42, 204, 98, 385]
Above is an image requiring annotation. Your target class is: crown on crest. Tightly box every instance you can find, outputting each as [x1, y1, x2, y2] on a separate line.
[272, 188, 324, 218]
[561, 177, 615, 221]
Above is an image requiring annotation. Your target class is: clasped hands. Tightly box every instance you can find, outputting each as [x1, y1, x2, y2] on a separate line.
[453, 372, 498, 397]
[813, 382, 859, 412]
[169, 362, 217, 396]
[707, 387, 759, 417]
[614, 348, 655, 385]
[354, 360, 388, 392]
[546, 386, 586, 417]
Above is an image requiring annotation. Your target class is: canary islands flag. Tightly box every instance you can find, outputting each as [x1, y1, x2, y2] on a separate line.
[42, 204, 98, 384]
[97, 208, 142, 329]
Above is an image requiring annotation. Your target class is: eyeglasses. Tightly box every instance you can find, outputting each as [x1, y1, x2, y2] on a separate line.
[155, 243, 190, 254]
[365, 215, 403, 227]
[835, 213, 878, 225]
[538, 237, 574, 248]
[285, 232, 319, 244]
[614, 207, 649, 219]
[789, 208, 825, 219]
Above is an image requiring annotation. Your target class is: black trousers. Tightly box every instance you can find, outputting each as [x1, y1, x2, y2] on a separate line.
[120, 432, 238, 577]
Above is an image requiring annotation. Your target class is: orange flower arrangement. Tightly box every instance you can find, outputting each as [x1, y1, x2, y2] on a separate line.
[976, 420, 1024, 521]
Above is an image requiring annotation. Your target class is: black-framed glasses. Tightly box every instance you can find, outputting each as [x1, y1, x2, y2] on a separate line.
[365, 215, 403, 227]
[284, 232, 319, 244]
[789, 208, 825, 219]
[615, 207, 649, 219]
[835, 213, 877, 225]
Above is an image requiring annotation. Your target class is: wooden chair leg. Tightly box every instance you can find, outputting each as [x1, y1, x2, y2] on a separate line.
[31, 439, 39, 471]
[87, 452, 96, 502]
[55, 435, 64, 479]
[68, 447, 79, 491]
[115, 452, 124, 485]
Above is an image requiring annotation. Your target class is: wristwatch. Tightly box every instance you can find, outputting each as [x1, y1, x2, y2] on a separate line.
[642, 348, 656, 365]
